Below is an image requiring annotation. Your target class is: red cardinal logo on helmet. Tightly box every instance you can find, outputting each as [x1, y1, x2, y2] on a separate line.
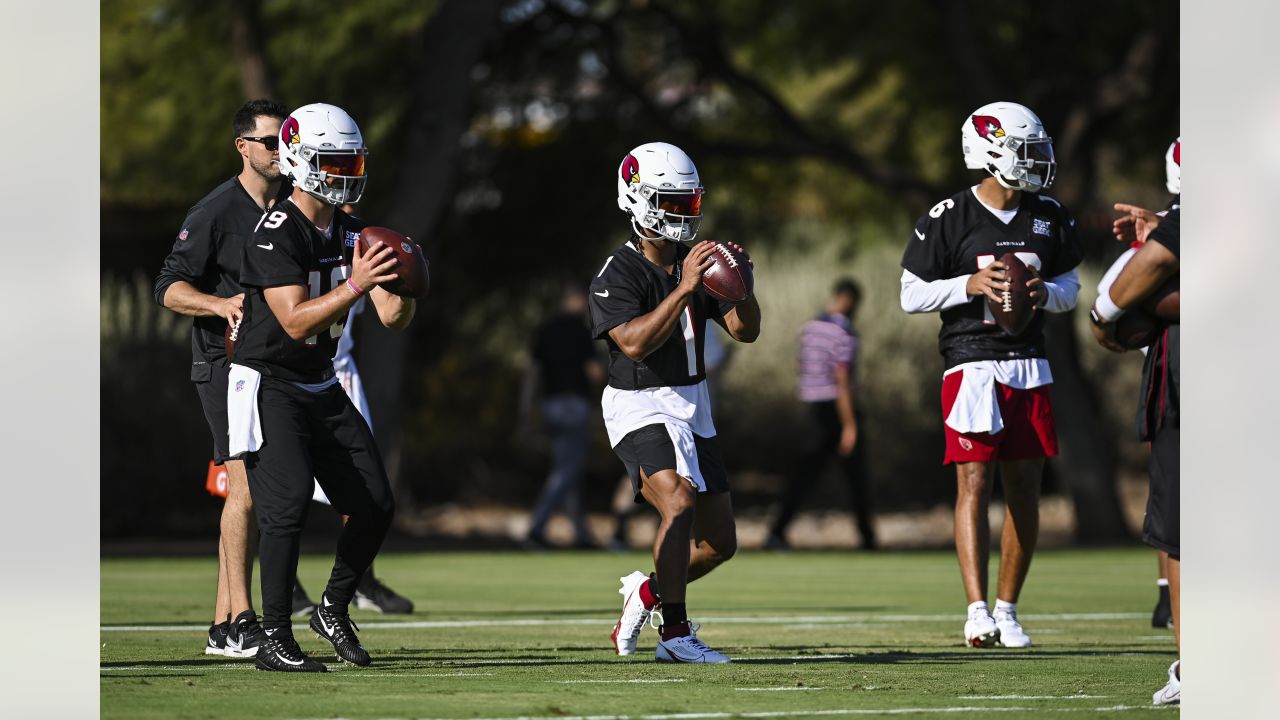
[972, 115, 1006, 141]
[281, 117, 301, 147]
[621, 154, 640, 185]
[1173, 141, 1180, 167]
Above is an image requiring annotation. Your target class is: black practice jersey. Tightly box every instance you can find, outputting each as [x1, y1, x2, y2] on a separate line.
[154, 177, 289, 377]
[901, 188, 1084, 369]
[589, 242, 735, 390]
[236, 198, 366, 383]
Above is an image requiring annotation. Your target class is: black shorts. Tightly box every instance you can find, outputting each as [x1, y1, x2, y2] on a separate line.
[1142, 427, 1179, 559]
[613, 423, 730, 503]
[193, 361, 231, 464]
[245, 378, 393, 537]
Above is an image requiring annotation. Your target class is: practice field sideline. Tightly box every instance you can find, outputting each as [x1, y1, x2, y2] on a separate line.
[101, 548, 1177, 718]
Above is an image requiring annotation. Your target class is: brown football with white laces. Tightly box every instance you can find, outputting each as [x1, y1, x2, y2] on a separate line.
[985, 252, 1035, 335]
[701, 242, 753, 304]
[357, 226, 431, 298]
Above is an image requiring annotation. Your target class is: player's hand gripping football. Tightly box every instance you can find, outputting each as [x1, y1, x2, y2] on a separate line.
[351, 240, 400, 294]
[1112, 203, 1162, 245]
[1026, 267, 1048, 308]
[1090, 315, 1126, 353]
[215, 293, 245, 326]
[966, 261, 1009, 304]
[677, 241, 718, 295]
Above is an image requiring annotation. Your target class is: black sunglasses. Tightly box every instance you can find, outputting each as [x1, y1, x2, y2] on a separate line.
[240, 135, 279, 151]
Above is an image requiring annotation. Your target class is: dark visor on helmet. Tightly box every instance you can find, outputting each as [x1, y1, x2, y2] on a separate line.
[1025, 140, 1054, 164]
[656, 190, 702, 217]
[318, 152, 366, 178]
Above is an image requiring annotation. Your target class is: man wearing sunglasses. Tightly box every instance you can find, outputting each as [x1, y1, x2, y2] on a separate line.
[155, 99, 291, 660]
[593, 142, 761, 663]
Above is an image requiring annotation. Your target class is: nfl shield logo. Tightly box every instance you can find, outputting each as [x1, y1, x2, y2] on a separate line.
[178, 229, 189, 241]
[235, 380, 245, 392]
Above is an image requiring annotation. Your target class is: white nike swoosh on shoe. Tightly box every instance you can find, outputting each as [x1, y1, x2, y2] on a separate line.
[275, 652, 304, 666]
[319, 615, 334, 636]
[257, 243, 274, 250]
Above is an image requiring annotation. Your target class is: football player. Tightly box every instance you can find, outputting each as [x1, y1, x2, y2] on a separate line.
[1091, 153, 1181, 707]
[899, 102, 1083, 648]
[592, 142, 761, 663]
[1101, 137, 1179, 631]
[230, 103, 415, 672]
[155, 99, 289, 659]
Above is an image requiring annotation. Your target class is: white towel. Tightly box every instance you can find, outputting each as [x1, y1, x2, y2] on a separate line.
[226, 363, 264, 457]
[662, 422, 707, 493]
[945, 365, 1004, 435]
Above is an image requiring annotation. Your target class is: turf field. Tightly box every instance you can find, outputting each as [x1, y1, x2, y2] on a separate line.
[101, 548, 1177, 718]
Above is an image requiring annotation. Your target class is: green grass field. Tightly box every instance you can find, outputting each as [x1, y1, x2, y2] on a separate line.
[101, 548, 1177, 719]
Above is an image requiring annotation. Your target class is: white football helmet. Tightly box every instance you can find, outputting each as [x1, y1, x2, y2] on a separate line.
[617, 142, 703, 243]
[278, 103, 368, 205]
[961, 102, 1056, 192]
[1165, 137, 1180, 195]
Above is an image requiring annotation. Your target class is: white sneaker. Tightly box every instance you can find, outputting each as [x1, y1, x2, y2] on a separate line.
[1152, 661, 1180, 705]
[964, 608, 1000, 648]
[655, 626, 731, 663]
[993, 609, 1032, 648]
[610, 571, 652, 656]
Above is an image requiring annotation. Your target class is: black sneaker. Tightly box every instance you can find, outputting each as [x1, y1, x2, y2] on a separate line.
[354, 572, 415, 614]
[1152, 586, 1173, 629]
[292, 579, 318, 618]
[254, 632, 327, 672]
[310, 602, 372, 666]
[225, 610, 266, 658]
[204, 619, 230, 656]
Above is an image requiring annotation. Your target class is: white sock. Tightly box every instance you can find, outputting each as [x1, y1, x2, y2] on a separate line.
[1157, 578, 1169, 587]
[995, 599, 1017, 615]
[967, 600, 989, 616]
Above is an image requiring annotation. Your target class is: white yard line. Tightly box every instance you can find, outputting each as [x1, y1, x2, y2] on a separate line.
[958, 695, 1107, 700]
[735, 687, 826, 692]
[288, 706, 1170, 720]
[555, 679, 688, 684]
[100, 612, 1146, 633]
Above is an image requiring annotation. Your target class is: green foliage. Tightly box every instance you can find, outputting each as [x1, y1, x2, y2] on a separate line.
[101, 0, 437, 206]
[101, 549, 1177, 718]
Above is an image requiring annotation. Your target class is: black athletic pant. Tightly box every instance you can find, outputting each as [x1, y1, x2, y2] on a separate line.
[770, 401, 876, 548]
[246, 379, 395, 633]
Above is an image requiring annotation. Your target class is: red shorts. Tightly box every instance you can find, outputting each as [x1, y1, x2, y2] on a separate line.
[941, 370, 1058, 464]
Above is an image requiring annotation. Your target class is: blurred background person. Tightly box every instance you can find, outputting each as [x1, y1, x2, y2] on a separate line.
[766, 277, 876, 551]
[520, 283, 604, 549]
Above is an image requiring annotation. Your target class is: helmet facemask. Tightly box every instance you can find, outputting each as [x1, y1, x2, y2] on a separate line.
[632, 185, 703, 243]
[283, 143, 368, 205]
[989, 135, 1056, 192]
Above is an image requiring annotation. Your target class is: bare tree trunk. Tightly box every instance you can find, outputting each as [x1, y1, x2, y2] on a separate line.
[1044, 312, 1131, 543]
[227, 0, 274, 100]
[356, 0, 506, 512]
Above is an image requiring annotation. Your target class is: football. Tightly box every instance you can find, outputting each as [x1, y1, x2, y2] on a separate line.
[985, 252, 1036, 335]
[1113, 308, 1164, 350]
[224, 316, 242, 360]
[358, 226, 431, 298]
[701, 241, 754, 304]
[1143, 274, 1179, 321]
